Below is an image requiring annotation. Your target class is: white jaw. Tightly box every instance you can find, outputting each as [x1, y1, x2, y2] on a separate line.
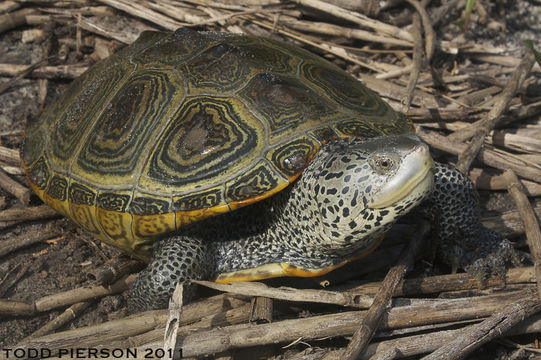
[370, 142, 434, 209]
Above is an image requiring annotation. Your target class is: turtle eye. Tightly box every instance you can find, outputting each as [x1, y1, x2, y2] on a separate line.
[370, 156, 397, 174]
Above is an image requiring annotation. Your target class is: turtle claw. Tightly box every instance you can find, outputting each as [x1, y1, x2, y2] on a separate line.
[460, 232, 515, 284]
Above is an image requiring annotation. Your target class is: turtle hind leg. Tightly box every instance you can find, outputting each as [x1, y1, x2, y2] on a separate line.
[420, 163, 517, 280]
[128, 235, 214, 312]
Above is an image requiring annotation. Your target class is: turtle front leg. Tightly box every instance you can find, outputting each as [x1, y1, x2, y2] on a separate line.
[421, 163, 516, 279]
[128, 235, 214, 312]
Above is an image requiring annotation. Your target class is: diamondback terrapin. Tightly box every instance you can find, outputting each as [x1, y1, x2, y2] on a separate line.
[22, 28, 513, 311]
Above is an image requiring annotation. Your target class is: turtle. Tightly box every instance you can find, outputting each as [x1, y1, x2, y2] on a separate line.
[22, 28, 513, 311]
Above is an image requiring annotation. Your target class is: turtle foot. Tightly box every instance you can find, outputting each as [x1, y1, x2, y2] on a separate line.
[442, 228, 518, 283]
[127, 235, 212, 312]
[423, 162, 520, 282]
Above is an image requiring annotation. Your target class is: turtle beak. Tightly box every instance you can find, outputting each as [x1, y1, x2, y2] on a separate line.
[370, 142, 434, 209]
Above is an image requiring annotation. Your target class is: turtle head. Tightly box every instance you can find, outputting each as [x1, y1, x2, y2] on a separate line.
[301, 134, 434, 256]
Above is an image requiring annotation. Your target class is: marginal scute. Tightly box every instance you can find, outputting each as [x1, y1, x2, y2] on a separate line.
[132, 213, 175, 248]
[70, 202, 102, 236]
[333, 119, 385, 138]
[47, 175, 68, 201]
[97, 192, 131, 212]
[69, 182, 96, 205]
[21, 118, 44, 167]
[97, 207, 133, 251]
[267, 136, 320, 178]
[129, 196, 170, 215]
[225, 160, 283, 203]
[173, 187, 222, 211]
[310, 127, 339, 144]
[28, 156, 50, 190]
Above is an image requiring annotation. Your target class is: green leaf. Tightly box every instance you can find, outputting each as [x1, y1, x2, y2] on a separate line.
[453, 0, 476, 32]
[523, 40, 541, 67]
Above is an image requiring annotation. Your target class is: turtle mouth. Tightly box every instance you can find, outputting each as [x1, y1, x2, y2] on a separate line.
[369, 144, 434, 209]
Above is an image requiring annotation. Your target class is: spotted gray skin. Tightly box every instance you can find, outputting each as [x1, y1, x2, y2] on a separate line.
[129, 134, 513, 311]
[419, 163, 515, 279]
[129, 134, 434, 311]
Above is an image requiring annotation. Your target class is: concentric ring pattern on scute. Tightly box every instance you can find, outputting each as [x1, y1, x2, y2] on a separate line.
[22, 28, 411, 256]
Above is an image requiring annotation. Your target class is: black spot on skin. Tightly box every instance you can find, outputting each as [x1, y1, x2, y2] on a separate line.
[342, 186, 349, 194]
[327, 188, 337, 195]
[351, 189, 358, 207]
[343, 207, 349, 217]
[357, 175, 369, 183]
[348, 220, 357, 229]
[325, 171, 344, 180]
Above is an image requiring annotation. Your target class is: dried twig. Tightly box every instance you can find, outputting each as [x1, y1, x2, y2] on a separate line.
[454, 51, 536, 173]
[470, 168, 541, 196]
[416, 126, 541, 183]
[0, 167, 32, 205]
[401, 6, 423, 112]
[0, 225, 63, 258]
[0, 8, 35, 33]
[503, 170, 541, 298]
[163, 283, 183, 360]
[0, 63, 88, 79]
[422, 296, 541, 360]
[0, 204, 59, 223]
[193, 280, 373, 308]
[136, 290, 529, 358]
[87, 257, 143, 285]
[16, 294, 249, 349]
[340, 222, 430, 359]
[22, 302, 93, 341]
[250, 296, 273, 324]
[295, 0, 414, 42]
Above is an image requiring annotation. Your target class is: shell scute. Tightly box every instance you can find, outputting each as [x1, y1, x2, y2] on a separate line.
[97, 192, 131, 212]
[45, 56, 134, 172]
[172, 186, 223, 212]
[73, 68, 185, 185]
[129, 196, 171, 215]
[266, 136, 320, 179]
[22, 29, 409, 255]
[180, 38, 299, 94]
[141, 96, 264, 190]
[131, 29, 210, 68]
[224, 160, 283, 204]
[237, 73, 337, 139]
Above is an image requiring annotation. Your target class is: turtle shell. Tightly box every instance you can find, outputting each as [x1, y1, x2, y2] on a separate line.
[22, 28, 413, 260]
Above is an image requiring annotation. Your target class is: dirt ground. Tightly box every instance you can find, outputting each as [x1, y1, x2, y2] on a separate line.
[0, 0, 540, 358]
